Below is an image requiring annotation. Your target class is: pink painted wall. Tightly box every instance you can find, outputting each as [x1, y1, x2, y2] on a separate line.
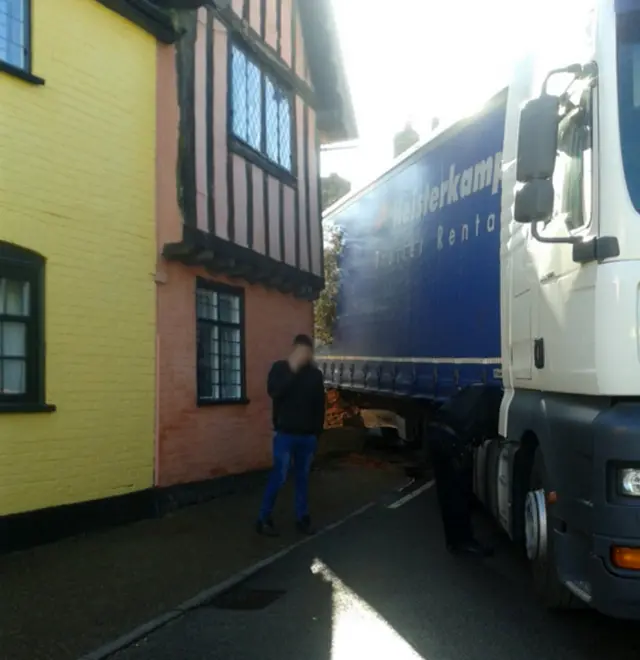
[295, 96, 309, 272]
[294, 8, 306, 82]
[156, 45, 181, 249]
[283, 185, 296, 266]
[307, 107, 322, 276]
[233, 154, 249, 247]
[154, 6, 324, 489]
[213, 20, 229, 240]
[268, 176, 281, 260]
[195, 9, 209, 232]
[156, 263, 313, 487]
[249, 0, 260, 32]
[264, 0, 278, 50]
[252, 168, 266, 255]
[229, 1, 307, 82]
[280, 0, 292, 65]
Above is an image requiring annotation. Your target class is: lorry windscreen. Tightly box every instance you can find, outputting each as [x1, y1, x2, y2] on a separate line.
[617, 10, 640, 211]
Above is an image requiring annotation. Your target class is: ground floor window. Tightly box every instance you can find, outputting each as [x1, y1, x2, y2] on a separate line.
[0, 242, 45, 407]
[196, 278, 246, 404]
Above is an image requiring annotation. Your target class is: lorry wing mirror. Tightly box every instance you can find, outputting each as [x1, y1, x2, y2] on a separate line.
[516, 94, 560, 182]
[514, 180, 554, 224]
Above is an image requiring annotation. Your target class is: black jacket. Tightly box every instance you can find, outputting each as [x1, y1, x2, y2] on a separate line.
[267, 360, 325, 436]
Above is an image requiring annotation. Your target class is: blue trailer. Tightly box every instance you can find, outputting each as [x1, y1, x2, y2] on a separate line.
[319, 89, 507, 403]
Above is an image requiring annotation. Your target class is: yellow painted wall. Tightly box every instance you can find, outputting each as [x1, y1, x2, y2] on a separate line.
[0, 0, 157, 515]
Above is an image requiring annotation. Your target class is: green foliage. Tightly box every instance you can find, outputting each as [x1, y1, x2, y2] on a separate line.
[321, 173, 351, 211]
[314, 225, 343, 347]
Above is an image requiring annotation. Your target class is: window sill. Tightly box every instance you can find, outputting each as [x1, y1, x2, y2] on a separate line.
[228, 137, 296, 188]
[0, 402, 57, 414]
[197, 397, 251, 408]
[0, 61, 45, 86]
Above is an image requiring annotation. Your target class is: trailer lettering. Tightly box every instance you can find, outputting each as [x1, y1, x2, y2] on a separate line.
[447, 165, 460, 204]
[373, 152, 503, 234]
[422, 184, 430, 215]
[473, 157, 493, 192]
[375, 240, 424, 267]
[439, 180, 449, 209]
[412, 194, 422, 222]
[460, 167, 473, 198]
[436, 212, 497, 252]
[419, 192, 427, 219]
[429, 186, 439, 212]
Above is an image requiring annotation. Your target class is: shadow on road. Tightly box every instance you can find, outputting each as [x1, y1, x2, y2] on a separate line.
[114, 492, 640, 660]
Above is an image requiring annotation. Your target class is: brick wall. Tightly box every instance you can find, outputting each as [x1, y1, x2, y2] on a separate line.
[0, 0, 157, 516]
[156, 262, 313, 487]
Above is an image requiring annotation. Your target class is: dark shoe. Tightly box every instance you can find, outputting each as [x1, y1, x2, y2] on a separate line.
[256, 519, 279, 537]
[296, 516, 316, 536]
[447, 539, 494, 558]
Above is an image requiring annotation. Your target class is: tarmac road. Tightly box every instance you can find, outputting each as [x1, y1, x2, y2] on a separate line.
[113, 482, 640, 660]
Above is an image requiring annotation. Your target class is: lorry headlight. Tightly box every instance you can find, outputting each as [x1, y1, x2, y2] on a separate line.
[619, 468, 640, 497]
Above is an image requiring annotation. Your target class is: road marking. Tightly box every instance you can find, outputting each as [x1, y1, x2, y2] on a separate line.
[78, 501, 377, 660]
[387, 480, 435, 509]
[396, 478, 416, 493]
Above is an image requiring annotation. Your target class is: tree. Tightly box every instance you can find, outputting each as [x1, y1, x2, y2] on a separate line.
[314, 224, 343, 347]
[321, 173, 351, 211]
[393, 122, 420, 158]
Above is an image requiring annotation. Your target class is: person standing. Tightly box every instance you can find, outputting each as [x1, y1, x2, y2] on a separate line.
[427, 384, 502, 557]
[256, 334, 326, 537]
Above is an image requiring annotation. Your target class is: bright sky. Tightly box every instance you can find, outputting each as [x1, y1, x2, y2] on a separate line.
[321, 0, 522, 187]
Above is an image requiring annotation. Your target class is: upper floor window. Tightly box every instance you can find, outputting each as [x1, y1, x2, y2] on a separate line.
[196, 280, 246, 405]
[230, 44, 293, 173]
[0, 0, 30, 71]
[0, 242, 47, 411]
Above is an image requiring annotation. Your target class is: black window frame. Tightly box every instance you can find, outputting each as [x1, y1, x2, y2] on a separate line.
[0, 0, 43, 85]
[228, 40, 296, 185]
[616, 10, 640, 213]
[195, 278, 248, 407]
[0, 241, 54, 414]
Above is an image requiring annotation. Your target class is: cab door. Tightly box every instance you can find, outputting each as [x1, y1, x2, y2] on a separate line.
[529, 86, 599, 395]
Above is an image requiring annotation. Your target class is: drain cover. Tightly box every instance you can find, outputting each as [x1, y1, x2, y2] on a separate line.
[205, 588, 287, 611]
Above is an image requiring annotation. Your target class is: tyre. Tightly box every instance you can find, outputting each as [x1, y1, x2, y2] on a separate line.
[526, 449, 579, 609]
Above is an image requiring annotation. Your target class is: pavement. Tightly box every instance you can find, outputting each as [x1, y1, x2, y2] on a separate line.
[111, 482, 640, 660]
[0, 451, 405, 660]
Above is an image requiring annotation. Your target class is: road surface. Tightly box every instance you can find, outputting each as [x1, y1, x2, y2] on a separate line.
[113, 482, 640, 660]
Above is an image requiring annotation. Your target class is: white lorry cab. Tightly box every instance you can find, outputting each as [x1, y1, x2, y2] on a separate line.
[482, 0, 640, 619]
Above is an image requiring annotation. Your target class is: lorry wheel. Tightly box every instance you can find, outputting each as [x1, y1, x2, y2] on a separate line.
[526, 449, 579, 610]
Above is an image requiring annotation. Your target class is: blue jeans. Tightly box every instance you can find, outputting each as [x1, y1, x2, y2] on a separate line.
[259, 432, 317, 523]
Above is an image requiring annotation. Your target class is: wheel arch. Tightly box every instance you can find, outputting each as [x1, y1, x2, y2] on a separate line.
[506, 389, 562, 543]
